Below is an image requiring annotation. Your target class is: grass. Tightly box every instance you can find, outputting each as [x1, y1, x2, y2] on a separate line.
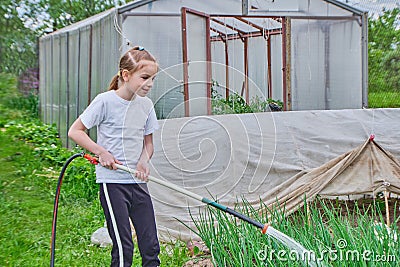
[368, 91, 400, 108]
[0, 128, 116, 266]
[0, 73, 190, 266]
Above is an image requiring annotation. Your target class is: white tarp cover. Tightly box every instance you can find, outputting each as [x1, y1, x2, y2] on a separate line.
[147, 108, 400, 242]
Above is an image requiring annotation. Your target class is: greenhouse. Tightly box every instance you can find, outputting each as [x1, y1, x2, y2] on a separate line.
[39, 0, 368, 147]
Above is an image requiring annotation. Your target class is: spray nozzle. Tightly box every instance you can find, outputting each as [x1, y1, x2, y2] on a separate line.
[83, 154, 99, 165]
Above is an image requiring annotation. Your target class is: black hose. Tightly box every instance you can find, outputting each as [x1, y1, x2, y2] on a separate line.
[50, 152, 84, 267]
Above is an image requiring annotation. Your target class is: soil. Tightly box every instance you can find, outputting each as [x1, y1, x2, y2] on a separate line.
[183, 258, 214, 267]
[183, 240, 213, 267]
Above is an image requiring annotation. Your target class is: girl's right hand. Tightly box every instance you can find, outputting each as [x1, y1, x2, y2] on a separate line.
[98, 151, 122, 170]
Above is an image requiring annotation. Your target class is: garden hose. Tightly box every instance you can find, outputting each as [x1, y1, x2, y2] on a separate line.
[82, 154, 270, 234]
[82, 154, 317, 267]
[50, 152, 84, 267]
[52, 153, 317, 266]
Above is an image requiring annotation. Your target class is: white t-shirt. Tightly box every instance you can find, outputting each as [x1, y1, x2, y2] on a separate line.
[80, 90, 159, 183]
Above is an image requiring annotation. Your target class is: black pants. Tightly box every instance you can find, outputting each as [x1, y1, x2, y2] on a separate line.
[100, 183, 160, 267]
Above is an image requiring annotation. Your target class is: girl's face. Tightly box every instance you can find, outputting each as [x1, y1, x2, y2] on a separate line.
[123, 60, 158, 97]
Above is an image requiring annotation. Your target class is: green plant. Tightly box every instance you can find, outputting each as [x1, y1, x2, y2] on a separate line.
[190, 197, 399, 266]
[211, 81, 283, 115]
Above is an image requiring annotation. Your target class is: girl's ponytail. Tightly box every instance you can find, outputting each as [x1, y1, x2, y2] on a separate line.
[108, 74, 119, 91]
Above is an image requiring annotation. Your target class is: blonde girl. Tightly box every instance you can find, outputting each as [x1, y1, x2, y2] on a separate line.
[68, 46, 160, 267]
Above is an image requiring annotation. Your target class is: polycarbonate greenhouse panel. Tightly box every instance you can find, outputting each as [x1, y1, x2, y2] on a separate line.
[78, 26, 90, 116]
[270, 35, 283, 102]
[299, 0, 356, 16]
[291, 18, 362, 110]
[91, 21, 103, 100]
[248, 36, 269, 101]
[44, 38, 53, 125]
[227, 39, 244, 96]
[67, 30, 79, 140]
[327, 19, 362, 109]
[251, 0, 302, 12]
[101, 13, 119, 92]
[89, 22, 103, 143]
[39, 38, 47, 123]
[250, 0, 356, 16]
[210, 42, 227, 98]
[123, 15, 184, 118]
[184, 10, 210, 116]
[59, 33, 68, 147]
[291, 19, 326, 110]
[127, 0, 242, 15]
[52, 35, 60, 128]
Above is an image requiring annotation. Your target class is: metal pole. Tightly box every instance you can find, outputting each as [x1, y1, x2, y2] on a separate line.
[181, 8, 190, 117]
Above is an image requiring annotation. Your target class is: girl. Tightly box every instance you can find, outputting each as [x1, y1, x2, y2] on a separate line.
[68, 46, 160, 267]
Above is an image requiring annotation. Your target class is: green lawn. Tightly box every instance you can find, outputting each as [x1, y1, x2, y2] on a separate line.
[0, 130, 113, 266]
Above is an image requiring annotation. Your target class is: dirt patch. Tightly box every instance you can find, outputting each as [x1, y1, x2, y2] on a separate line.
[183, 241, 213, 267]
[183, 258, 214, 267]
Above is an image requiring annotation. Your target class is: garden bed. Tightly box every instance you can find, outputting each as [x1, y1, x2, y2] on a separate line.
[185, 196, 399, 266]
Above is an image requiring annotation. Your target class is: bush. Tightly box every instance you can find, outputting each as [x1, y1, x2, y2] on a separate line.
[0, 72, 38, 119]
[1, 72, 97, 201]
[4, 119, 98, 201]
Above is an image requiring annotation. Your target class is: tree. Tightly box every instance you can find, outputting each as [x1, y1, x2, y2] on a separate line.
[0, 0, 131, 75]
[368, 8, 400, 92]
[0, 0, 38, 74]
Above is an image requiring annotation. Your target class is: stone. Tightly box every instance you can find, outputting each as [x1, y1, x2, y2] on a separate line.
[91, 227, 112, 248]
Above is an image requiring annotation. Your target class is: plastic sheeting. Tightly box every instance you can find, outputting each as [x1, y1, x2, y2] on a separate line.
[147, 108, 400, 241]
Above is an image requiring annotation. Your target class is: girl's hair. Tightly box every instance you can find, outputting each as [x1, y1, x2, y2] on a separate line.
[108, 46, 157, 91]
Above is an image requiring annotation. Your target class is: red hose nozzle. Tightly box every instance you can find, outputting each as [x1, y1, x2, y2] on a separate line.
[262, 224, 269, 234]
[369, 134, 375, 141]
[83, 154, 99, 165]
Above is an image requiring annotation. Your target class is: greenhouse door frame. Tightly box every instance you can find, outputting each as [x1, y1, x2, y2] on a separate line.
[181, 8, 289, 112]
[181, 7, 212, 117]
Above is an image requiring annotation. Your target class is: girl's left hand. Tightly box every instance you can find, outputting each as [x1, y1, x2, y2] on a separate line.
[135, 160, 150, 182]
